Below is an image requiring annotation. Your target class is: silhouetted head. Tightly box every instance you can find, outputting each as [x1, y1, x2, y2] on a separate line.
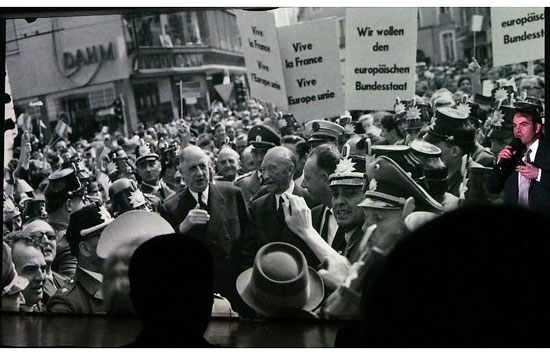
[356, 205, 550, 347]
[129, 233, 213, 336]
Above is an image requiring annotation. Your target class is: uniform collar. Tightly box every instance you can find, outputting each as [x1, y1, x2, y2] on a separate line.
[79, 266, 103, 283]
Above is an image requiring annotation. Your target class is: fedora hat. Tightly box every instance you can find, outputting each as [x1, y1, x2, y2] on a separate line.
[236, 242, 324, 317]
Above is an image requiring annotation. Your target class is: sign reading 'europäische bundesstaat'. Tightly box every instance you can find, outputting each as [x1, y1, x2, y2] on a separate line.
[344, 8, 417, 111]
[236, 10, 288, 110]
[277, 18, 344, 123]
[490, 8, 544, 67]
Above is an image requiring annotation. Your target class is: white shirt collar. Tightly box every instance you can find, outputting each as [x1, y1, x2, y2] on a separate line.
[275, 180, 295, 209]
[79, 266, 103, 283]
[189, 185, 209, 207]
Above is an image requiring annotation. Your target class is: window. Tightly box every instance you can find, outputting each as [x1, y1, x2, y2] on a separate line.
[440, 31, 456, 63]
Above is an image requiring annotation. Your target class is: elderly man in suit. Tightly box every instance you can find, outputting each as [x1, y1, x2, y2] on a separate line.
[249, 146, 320, 267]
[159, 145, 254, 315]
[488, 105, 550, 212]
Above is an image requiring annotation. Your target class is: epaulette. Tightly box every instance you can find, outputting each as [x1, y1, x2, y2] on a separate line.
[59, 278, 77, 294]
[235, 171, 253, 182]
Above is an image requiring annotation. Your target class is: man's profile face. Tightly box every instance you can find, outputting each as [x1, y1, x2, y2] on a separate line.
[23, 220, 57, 264]
[12, 242, 46, 306]
[331, 185, 365, 232]
[179, 150, 210, 192]
[136, 159, 161, 185]
[513, 114, 540, 146]
[302, 156, 328, 204]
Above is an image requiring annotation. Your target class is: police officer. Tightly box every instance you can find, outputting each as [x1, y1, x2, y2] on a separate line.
[48, 202, 114, 314]
[134, 140, 174, 202]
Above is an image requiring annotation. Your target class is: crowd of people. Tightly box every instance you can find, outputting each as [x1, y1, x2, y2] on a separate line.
[2, 57, 548, 339]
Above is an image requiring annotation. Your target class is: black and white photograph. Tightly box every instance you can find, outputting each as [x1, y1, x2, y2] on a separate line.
[1, 4, 549, 348]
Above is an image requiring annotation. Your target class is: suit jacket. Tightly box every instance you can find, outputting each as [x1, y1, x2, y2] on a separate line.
[47, 267, 105, 314]
[488, 140, 550, 212]
[158, 182, 255, 314]
[332, 227, 368, 264]
[249, 193, 320, 268]
[48, 219, 77, 278]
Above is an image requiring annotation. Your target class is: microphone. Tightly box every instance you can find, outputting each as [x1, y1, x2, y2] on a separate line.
[496, 138, 526, 170]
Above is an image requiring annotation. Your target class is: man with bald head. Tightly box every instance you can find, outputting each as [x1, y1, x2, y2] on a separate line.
[158, 145, 254, 315]
[22, 219, 70, 304]
[249, 146, 321, 267]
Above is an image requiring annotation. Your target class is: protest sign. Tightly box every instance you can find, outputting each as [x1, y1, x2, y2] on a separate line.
[490, 8, 544, 67]
[344, 8, 417, 111]
[471, 15, 483, 32]
[277, 18, 345, 122]
[236, 10, 288, 109]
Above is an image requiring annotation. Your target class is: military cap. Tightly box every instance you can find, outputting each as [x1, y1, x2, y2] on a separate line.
[247, 124, 281, 149]
[97, 210, 174, 259]
[304, 120, 344, 142]
[44, 167, 84, 206]
[514, 98, 544, 115]
[135, 140, 160, 164]
[66, 202, 114, 250]
[108, 178, 149, 216]
[473, 93, 493, 108]
[2, 242, 29, 296]
[394, 97, 433, 131]
[359, 156, 443, 212]
[486, 104, 515, 140]
[21, 194, 48, 224]
[424, 107, 475, 146]
[105, 149, 133, 181]
[372, 145, 424, 184]
[328, 156, 365, 187]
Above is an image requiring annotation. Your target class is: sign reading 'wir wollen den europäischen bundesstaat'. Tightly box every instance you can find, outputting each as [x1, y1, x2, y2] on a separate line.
[344, 8, 417, 111]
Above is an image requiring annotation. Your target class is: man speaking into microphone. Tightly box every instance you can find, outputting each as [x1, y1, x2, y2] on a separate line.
[487, 104, 550, 212]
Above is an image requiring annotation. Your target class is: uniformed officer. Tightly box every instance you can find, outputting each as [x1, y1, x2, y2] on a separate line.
[48, 202, 114, 314]
[134, 140, 174, 202]
[327, 155, 367, 264]
[423, 107, 477, 197]
[303, 120, 344, 149]
[44, 166, 86, 278]
[104, 148, 134, 183]
[108, 178, 154, 216]
[393, 96, 433, 144]
[234, 124, 280, 204]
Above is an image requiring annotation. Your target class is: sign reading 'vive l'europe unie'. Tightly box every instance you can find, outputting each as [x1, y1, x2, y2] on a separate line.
[490, 8, 545, 67]
[344, 8, 417, 111]
[236, 10, 288, 110]
[277, 17, 345, 123]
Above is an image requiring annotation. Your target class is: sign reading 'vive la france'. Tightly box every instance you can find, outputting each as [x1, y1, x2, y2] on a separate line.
[344, 8, 417, 111]
[236, 10, 288, 110]
[277, 18, 345, 122]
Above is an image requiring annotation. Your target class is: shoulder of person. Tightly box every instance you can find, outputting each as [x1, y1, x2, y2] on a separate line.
[53, 271, 71, 285]
[235, 171, 253, 183]
[48, 278, 78, 310]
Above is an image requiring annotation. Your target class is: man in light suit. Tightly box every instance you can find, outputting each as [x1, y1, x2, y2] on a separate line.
[249, 146, 320, 267]
[488, 105, 550, 213]
[159, 146, 254, 315]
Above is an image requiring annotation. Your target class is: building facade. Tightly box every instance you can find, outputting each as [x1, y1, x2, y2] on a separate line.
[5, 10, 246, 139]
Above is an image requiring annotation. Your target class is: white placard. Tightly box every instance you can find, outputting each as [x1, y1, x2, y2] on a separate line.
[277, 18, 345, 122]
[236, 10, 288, 110]
[471, 15, 483, 32]
[344, 8, 417, 111]
[490, 8, 544, 67]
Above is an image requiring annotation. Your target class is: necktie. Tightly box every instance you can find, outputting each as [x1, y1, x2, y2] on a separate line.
[518, 149, 532, 208]
[197, 191, 208, 210]
[277, 196, 285, 221]
[320, 208, 331, 241]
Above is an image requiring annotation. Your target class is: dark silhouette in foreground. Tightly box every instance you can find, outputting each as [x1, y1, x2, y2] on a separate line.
[126, 233, 216, 347]
[336, 205, 550, 347]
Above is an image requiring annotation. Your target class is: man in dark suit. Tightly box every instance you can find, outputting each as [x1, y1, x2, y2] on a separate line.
[48, 202, 113, 314]
[249, 146, 320, 267]
[158, 145, 254, 315]
[488, 105, 550, 212]
[302, 144, 341, 246]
